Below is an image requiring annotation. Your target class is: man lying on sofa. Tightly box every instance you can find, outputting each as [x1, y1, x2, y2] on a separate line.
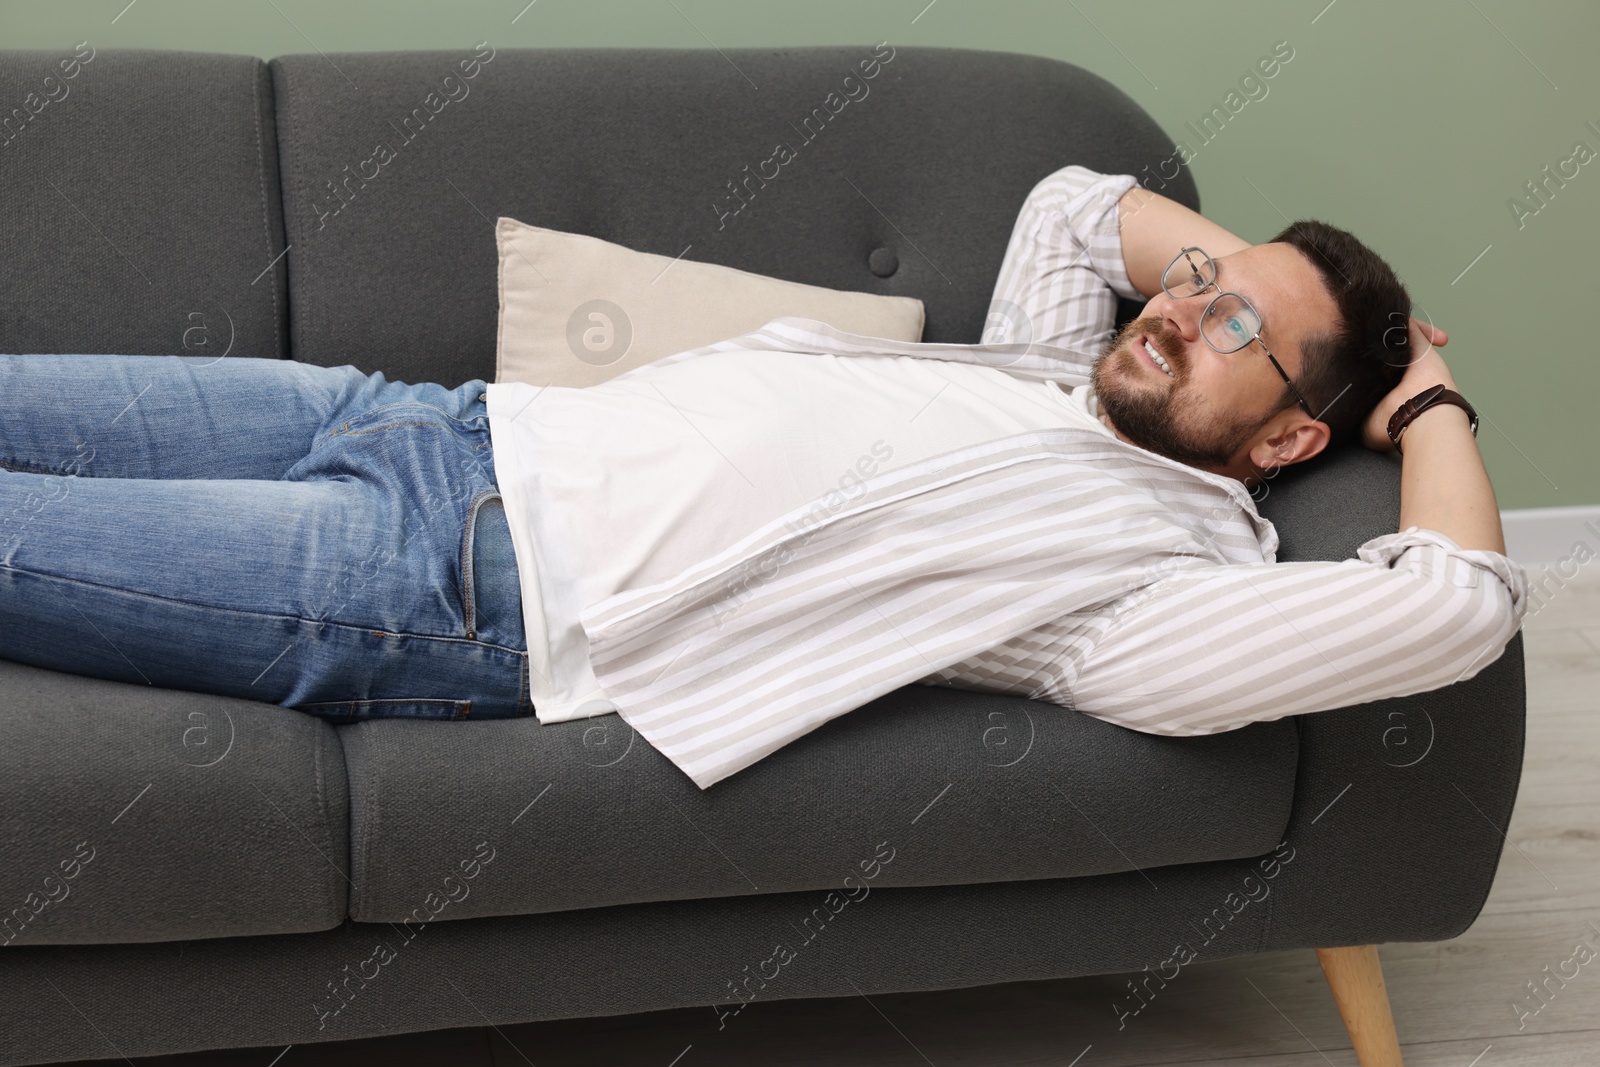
[0, 165, 1524, 789]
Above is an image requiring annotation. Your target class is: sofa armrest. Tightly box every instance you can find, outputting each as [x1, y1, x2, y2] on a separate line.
[1252, 446, 1527, 947]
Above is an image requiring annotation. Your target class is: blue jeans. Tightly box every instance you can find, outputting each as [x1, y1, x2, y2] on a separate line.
[0, 353, 532, 723]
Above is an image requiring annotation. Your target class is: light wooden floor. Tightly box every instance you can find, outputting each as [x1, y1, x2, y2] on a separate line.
[69, 566, 1600, 1066]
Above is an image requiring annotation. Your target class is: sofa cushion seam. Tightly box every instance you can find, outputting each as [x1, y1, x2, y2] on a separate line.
[249, 60, 283, 360]
[311, 720, 341, 916]
[362, 727, 380, 921]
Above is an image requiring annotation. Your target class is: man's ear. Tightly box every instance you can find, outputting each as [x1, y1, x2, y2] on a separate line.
[1250, 416, 1330, 472]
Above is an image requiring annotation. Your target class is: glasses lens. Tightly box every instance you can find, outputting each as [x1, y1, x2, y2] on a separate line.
[1163, 248, 1214, 298]
[1201, 293, 1260, 353]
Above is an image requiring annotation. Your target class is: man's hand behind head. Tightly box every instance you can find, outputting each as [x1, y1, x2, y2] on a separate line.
[1363, 317, 1455, 452]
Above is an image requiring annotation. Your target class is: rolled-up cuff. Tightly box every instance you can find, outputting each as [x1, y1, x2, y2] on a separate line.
[1055, 165, 1142, 303]
[1357, 525, 1529, 618]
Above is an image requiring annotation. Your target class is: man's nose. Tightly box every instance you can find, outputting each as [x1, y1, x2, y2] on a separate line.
[1155, 290, 1205, 345]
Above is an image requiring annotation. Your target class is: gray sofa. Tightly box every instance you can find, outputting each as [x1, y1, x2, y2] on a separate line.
[0, 44, 1524, 1065]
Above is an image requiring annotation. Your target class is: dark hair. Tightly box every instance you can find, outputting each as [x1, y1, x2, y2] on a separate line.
[1266, 219, 1411, 449]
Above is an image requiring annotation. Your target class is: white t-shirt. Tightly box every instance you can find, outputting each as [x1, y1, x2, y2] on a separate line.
[485, 348, 1112, 723]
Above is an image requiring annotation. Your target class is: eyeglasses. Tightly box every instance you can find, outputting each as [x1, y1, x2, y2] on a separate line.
[1160, 246, 1317, 421]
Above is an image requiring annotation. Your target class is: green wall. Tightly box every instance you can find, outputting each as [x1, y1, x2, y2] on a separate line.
[5, 0, 1593, 508]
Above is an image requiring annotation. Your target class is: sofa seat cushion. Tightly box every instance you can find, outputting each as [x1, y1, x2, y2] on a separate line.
[340, 683, 1297, 924]
[0, 660, 350, 945]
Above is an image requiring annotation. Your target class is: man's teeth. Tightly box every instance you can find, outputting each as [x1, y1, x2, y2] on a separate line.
[1143, 339, 1174, 378]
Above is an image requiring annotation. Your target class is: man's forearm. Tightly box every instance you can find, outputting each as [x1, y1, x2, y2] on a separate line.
[1397, 406, 1506, 554]
[1115, 180, 1507, 556]
[1115, 185, 1252, 299]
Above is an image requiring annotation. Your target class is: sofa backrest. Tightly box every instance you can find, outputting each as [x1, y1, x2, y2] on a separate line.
[2, 42, 1409, 563]
[2, 44, 1191, 383]
[268, 44, 1192, 385]
[0, 47, 289, 361]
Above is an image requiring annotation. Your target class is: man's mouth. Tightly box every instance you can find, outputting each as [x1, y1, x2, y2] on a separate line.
[1137, 335, 1175, 378]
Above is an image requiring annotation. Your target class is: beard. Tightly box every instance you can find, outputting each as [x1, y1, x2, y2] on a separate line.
[1089, 316, 1276, 470]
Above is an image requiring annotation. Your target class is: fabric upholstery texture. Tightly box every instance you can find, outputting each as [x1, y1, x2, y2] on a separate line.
[268, 45, 1190, 383]
[0, 44, 1525, 1066]
[0, 659, 351, 946]
[0, 48, 288, 361]
[493, 217, 926, 387]
[341, 685, 1295, 924]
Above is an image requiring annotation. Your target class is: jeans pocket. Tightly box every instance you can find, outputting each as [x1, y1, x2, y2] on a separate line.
[296, 697, 472, 723]
[459, 488, 524, 648]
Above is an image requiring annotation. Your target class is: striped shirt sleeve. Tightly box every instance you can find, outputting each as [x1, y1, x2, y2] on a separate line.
[1064, 527, 1528, 735]
[985, 164, 1141, 369]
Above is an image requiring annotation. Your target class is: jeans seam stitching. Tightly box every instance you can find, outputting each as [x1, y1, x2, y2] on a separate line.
[328, 420, 455, 438]
[325, 400, 491, 437]
[301, 698, 471, 709]
[0, 457, 97, 477]
[0, 562, 527, 654]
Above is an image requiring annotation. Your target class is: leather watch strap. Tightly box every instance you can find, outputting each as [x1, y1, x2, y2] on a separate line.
[1386, 384, 1479, 454]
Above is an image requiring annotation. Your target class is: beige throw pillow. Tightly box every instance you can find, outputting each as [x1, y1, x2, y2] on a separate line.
[494, 217, 926, 387]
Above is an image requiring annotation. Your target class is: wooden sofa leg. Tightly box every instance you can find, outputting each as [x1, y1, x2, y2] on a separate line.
[1314, 944, 1405, 1067]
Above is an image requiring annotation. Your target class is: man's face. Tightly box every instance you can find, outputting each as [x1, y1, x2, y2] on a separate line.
[1089, 242, 1338, 473]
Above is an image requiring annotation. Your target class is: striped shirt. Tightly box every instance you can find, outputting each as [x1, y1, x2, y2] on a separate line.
[495, 165, 1528, 789]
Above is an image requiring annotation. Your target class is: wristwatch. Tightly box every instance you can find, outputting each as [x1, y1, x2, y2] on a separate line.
[1386, 384, 1479, 454]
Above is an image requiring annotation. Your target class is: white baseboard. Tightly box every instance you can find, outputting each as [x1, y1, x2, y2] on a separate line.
[1500, 506, 1600, 565]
